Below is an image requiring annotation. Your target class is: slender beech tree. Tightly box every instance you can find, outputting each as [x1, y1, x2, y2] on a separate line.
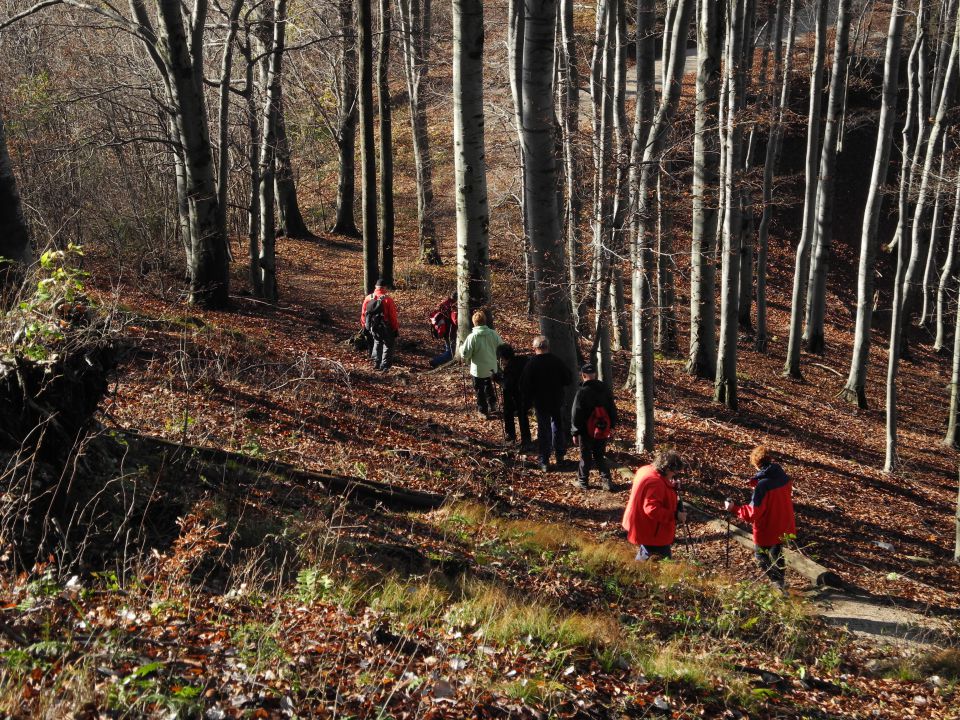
[559, 0, 582, 329]
[935, 172, 960, 353]
[632, 0, 693, 450]
[332, 0, 360, 237]
[216, 0, 243, 256]
[396, 0, 438, 262]
[377, 0, 395, 287]
[903, 12, 960, 327]
[591, 0, 615, 347]
[803, 0, 852, 355]
[453, 0, 490, 347]
[784, 0, 828, 377]
[884, 18, 922, 472]
[688, 0, 723, 378]
[256, 0, 288, 301]
[0, 114, 31, 289]
[714, 0, 746, 409]
[522, 0, 579, 411]
[947, 295, 960, 447]
[842, 0, 904, 407]
[358, 0, 379, 294]
[919, 134, 950, 327]
[755, 0, 796, 352]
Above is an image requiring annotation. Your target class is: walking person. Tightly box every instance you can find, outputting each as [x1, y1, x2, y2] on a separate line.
[520, 335, 572, 471]
[724, 445, 796, 590]
[428, 291, 458, 367]
[360, 278, 400, 371]
[459, 309, 503, 419]
[570, 363, 616, 491]
[496, 344, 532, 447]
[622, 450, 687, 561]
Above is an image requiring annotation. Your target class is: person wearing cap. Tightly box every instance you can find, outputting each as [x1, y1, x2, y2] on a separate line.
[622, 450, 687, 560]
[724, 445, 796, 589]
[360, 278, 400, 371]
[570, 363, 617, 490]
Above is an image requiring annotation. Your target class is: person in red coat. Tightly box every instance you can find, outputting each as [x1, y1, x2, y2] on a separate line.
[725, 445, 796, 589]
[360, 279, 400, 370]
[622, 450, 687, 561]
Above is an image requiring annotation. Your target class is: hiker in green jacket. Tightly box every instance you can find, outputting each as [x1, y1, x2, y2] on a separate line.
[459, 309, 503, 419]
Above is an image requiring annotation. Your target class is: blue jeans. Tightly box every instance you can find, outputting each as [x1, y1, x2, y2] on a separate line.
[535, 406, 566, 464]
[636, 545, 672, 561]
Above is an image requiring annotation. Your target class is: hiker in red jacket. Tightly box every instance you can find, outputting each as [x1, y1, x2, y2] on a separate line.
[622, 450, 687, 561]
[360, 279, 400, 371]
[725, 445, 796, 589]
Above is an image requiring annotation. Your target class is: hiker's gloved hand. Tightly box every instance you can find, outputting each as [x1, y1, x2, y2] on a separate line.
[723, 500, 735, 512]
[571, 434, 579, 446]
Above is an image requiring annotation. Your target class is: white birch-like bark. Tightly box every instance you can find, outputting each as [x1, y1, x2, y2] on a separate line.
[714, 0, 745, 409]
[919, 134, 950, 327]
[803, 0, 853, 355]
[453, 0, 490, 348]
[934, 172, 960, 353]
[783, 0, 828, 377]
[358, 0, 379, 294]
[841, 0, 904, 407]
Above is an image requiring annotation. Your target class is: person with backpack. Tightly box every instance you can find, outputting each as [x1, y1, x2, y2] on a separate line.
[570, 363, 617, 491]
[520, 335, 572, 472]
[428, 292, 458, 367]
[459, 309, 503, 419]
[496, 343, 531, 447]
[622, 450, 687, 561]
[724, 446, 796, 590]
[360, 278, 400, 371]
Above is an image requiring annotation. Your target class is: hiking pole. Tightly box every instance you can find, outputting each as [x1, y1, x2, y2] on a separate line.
[724, 498, 734, 569]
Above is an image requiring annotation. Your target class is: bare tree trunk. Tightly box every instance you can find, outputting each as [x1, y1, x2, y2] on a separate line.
[714, 0, 745, 409]
[935, 172, 960, 353]
[523, 0, 579, 411]
[453, 0, 490, 347]
[559, 0, 582, 332]
[256, 0, 288, 302]
[397, 0, 438, 262]
[783, 0, 828, 377]
[632, 0, 694, 449]
[946, 271, 960, 447]
[755, 0, 795, 353]
[803, 0, 852, 355]
[0, 115, 31, 289]
[377, 0, 395, 287]
[920, 134, 950, 327]
[274, 101, 310, 239]
[216, 0, 243, 255]
[331, 0, 360, 238]
[245, 42, 262, 297]
[656, 172, 677, 354]
[687, 0, 723, 378]
[156, 0, 229, 308]
[841, 0, 904, 407]
[359, 0, 379, 293]
[509, 0, 527, 257]
[903, 13, 960, 329]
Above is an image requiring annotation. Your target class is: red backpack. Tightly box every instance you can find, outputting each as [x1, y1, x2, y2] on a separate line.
[429, 310, 450, 339]
[586, 406, 613, 440]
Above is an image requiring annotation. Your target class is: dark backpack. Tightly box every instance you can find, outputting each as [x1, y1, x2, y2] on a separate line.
[586, 405, 613, 440]
[365, 296, 388, 340]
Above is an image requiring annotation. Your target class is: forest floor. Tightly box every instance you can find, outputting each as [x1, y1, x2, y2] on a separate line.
[0, 216, 943, 717]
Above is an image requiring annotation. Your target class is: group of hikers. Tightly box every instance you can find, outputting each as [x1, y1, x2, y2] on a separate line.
[360, 281, 798, 589]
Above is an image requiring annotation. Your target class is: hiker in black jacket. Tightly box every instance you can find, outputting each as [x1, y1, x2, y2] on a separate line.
[571, 363, 617, 491]
[496, 344, 531, 447]
[520, 335, 573, 471]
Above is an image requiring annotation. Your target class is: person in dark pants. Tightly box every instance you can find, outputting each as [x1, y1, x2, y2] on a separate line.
[520, 335, 572, 471]
[459, 309, 503, 419]
[622, 450, 687, 561]
[570, 363, 617, 491]
[360, 278, 400, 371]
[496, 344, 531, 447]
[725, 445, 797, 590]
